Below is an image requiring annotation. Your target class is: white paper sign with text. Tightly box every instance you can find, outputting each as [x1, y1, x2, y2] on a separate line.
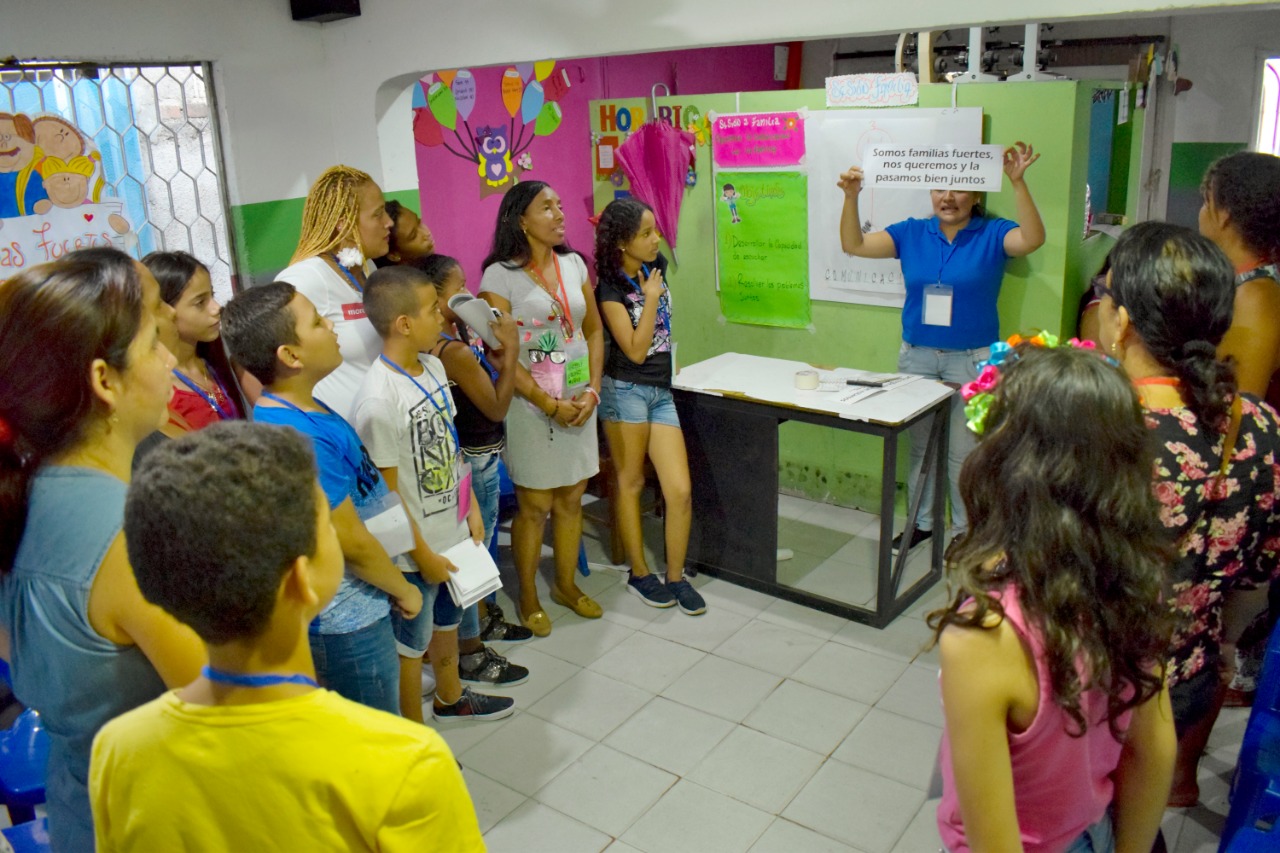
[825, 73, 919, 108]
[863, 144, 1004, 191]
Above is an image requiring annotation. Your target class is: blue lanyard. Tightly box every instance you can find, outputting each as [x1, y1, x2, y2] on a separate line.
[622, 264, 671, 336]
[203, 665, 319, 689]
[378, 355, 460, 450]
[172, 363, 235, 420]
[331, 254, 363, 293]
[442, 332, 498, 382]
[259, 392, 366, 478]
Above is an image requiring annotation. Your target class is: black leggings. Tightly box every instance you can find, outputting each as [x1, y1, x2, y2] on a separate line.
[1169, 665, 1219, 739]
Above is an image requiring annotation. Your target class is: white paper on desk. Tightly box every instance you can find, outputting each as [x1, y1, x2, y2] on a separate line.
[443, 539, 502, 610]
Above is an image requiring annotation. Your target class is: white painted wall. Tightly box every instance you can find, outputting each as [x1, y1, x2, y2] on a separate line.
[1170, 8, 1280, 143]
[2, 0, 1275, 206]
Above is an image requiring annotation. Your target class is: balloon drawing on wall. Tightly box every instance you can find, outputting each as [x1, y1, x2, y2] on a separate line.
[0, 111, 135, 272]
[413, 60, 576, 198]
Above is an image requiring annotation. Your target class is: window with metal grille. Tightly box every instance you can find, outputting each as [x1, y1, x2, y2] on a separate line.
[0, 62, 239, 301]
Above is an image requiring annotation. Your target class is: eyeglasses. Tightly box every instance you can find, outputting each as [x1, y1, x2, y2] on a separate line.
[528, 349, 566, 364]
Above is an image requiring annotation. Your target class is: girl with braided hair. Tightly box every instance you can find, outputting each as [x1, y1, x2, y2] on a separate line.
[1097, 221, 1280, 806]
[277, 165, 393, 419]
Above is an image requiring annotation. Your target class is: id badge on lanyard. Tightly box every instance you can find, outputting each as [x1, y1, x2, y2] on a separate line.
[358, 490, 415, 558]
[563, 336, 590, 390]
[923, 284, 953, 327]
[456, 461, 473, 525]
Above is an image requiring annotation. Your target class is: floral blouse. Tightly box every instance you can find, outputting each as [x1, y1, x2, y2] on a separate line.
[1147, 396, 1280, 686]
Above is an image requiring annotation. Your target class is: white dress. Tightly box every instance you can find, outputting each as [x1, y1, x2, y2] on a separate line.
[479, 253, 599, 490]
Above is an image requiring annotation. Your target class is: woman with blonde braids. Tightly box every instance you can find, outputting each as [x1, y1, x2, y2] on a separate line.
[277, 165, 393, 419]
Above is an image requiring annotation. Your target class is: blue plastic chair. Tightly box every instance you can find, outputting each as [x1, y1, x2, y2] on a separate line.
[1221, 617, 1280, 851]
[0, 709, 49, 825]
[1, 817, 50, 853]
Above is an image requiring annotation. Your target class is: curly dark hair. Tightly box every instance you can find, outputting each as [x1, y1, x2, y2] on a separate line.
[372, 200, 406, 269]
[593, 198, 652, 283]
[481, 181, 575, 271]
[1109, 221, 1236, 429]
[126, 422, 320, 645]
[929, 345, 1175, 737]
[1201, 151, 1280, 260]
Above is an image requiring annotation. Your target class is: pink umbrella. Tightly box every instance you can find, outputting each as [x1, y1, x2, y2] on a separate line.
[614, 121, 695, 264]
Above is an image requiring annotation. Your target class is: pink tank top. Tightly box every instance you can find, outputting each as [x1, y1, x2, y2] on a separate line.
[936, 588, 1131, 853]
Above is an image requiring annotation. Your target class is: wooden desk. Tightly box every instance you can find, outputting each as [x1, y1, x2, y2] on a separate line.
[672, 353, 951, 628]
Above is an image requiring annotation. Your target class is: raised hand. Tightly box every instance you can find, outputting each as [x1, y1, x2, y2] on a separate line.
[1003, 142, 1039, 183]
[837, 166, 864, 198]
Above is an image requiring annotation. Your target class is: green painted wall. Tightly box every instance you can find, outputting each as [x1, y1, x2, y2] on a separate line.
[230, 188, 421, 288]
[594, 83, 1110, 510]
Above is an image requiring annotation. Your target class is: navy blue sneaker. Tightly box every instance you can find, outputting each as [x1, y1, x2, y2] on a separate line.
[627, 572, 676, 608]
[432, 687, 515, 723]
[665, 578, 707, 615]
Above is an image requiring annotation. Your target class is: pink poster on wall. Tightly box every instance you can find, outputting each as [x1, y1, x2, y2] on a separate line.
[711, 112, 806, 169]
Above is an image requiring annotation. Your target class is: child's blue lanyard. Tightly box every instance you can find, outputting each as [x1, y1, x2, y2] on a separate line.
[202, 666, 319, 689]
[378, 355, 461, 450]
[172, 363, 235, 420]
[331, 255, 363, 293]
[259, 392, 365, 478]
[442, 332, 498, 383]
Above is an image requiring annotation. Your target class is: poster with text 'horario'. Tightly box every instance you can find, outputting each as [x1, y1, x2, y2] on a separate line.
[806, 108, 982, 308]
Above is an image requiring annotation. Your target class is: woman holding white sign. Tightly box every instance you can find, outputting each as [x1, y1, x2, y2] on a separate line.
[838, 142, 1044, 551]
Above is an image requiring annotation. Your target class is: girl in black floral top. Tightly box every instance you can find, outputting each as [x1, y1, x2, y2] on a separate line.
[1096, 221, 1280, 807]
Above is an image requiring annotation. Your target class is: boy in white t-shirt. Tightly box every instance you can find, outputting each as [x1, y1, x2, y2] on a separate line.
[353, 265, 528, 723]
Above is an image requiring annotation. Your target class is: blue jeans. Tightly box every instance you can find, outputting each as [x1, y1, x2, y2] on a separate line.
[467, 449, 503, 611]
[599, 376, 681, 427]
[1063, 809, 1114, 853]
[468, 449, 503, 550]
[897, 342, 987, 535]
[310, 615, 399, 715]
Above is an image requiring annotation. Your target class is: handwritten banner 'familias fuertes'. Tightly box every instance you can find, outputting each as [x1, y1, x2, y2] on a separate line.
[862, 144, 1005, 191]
[711, 112, 805, 169]
[825, 73, 919, 108]
[714, 171, 810, 328]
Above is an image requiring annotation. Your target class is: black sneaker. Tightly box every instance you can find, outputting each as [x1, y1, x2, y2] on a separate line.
[891, 527, 932, 556]
[479, 602, 534, 644]
[459, 646, 529, 687]
[431, 687, 515, 723]
[627, 572, 676, 608]
[665, 578, 707, 615]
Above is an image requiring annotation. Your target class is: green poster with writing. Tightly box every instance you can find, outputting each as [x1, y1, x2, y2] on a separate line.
[715, 170, 810, 328]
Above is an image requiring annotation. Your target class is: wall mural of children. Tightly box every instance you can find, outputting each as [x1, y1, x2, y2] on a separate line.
[0, 112, 48, 218]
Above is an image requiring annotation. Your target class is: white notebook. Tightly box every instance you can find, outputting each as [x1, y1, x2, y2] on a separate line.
[442, 539, 503, 610]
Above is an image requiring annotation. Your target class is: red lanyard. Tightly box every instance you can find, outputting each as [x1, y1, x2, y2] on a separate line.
[526, 254, 575, 338]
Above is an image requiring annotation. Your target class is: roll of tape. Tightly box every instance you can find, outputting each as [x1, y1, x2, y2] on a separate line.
[795, 369, 819, 390]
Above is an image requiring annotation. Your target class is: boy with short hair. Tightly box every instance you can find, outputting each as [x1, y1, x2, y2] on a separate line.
[90, 422, 484, 852]
[355, 265, 527, 723]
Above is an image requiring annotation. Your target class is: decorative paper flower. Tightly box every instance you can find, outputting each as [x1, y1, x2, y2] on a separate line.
[517, 152, 533, 170]
[1068, 337, 1096, 349]
[983, 341, 1013, 368]
[961, 364, 1001, 400]
[336, 247, 364, 269]
[965, 393, 995, 435]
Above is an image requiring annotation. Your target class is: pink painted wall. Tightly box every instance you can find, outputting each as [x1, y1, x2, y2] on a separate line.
[412, 45, 781, 289]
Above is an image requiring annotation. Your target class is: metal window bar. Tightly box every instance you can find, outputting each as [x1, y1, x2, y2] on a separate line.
[0, 61, 240, 301]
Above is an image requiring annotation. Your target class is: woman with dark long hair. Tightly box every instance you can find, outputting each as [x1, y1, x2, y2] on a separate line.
[479, 181, 604, 635]
[593, 199, 702, 614]
[933, 344, 1175, 853]
[0, 248, 205, 851]
[1097, 221, 1280, 806]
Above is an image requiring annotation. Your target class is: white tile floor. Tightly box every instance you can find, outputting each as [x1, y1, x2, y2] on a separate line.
[424, 494, 1248, 853]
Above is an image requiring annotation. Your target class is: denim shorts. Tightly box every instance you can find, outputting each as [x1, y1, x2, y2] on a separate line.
[391, 571, 462, 657]
[599, 376, 680, 427]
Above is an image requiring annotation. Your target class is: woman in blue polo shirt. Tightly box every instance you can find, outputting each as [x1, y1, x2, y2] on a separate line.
[837, 142, 1044, 550]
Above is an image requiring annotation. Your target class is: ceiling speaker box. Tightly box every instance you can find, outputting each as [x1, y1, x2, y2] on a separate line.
[291, 0, 360, 23]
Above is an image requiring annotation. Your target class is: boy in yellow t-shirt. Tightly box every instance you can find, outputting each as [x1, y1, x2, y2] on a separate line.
[88, 423, 485, 853]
